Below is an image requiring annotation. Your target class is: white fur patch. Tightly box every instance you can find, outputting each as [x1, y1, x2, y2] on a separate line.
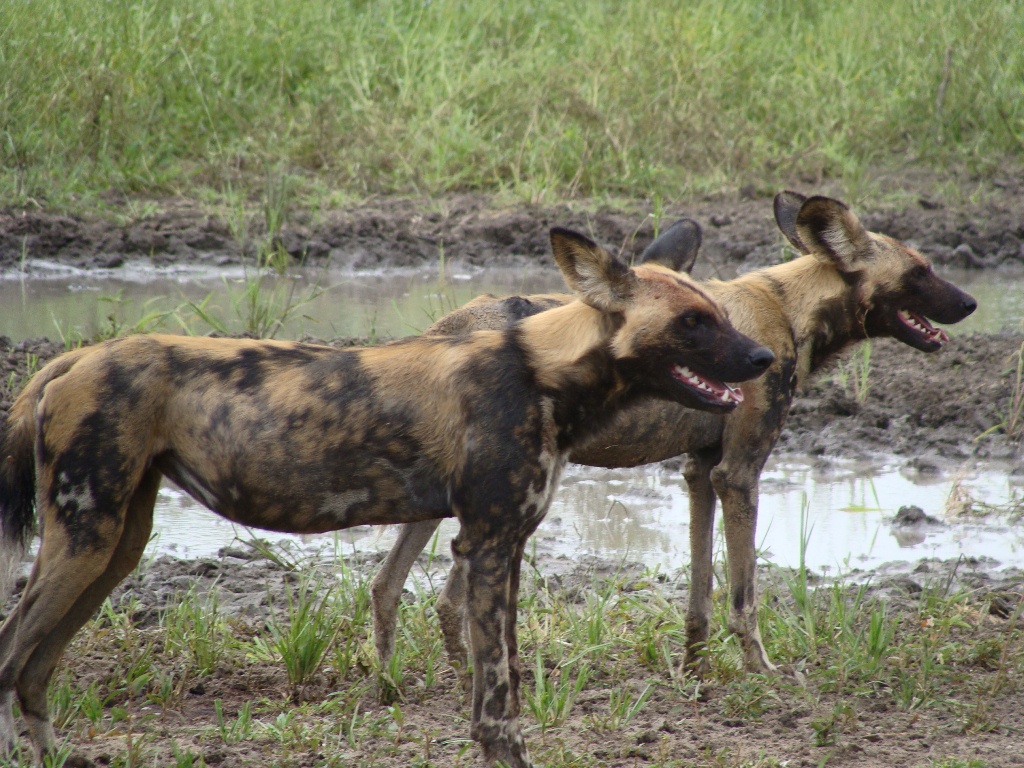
[54, 472, 94, 513]
[319, 489, 371, 521]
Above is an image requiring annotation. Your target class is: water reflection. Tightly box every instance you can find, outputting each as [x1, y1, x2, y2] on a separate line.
[5, 262, 1023, 573]
[0, 264, 562, 341]
[149, 456, 1024, 576]
[1, 265, 1020, 342]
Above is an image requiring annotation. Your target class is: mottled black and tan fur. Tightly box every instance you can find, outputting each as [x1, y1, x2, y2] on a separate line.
[371, 193, 978, 686]
[0, 227, 772, 768]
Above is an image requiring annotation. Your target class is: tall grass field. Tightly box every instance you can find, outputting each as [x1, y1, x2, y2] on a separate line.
[1, 0, 1022, 206]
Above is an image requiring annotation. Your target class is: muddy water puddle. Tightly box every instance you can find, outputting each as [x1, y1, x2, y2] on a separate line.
[5, 262, 1024, 576]
[1, 264, 1022, 341]
[149, 456, 1024, 577]
[0, 263, 561, 341]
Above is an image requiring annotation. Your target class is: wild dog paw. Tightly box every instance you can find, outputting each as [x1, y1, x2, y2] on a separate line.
[774, 661, 807, 686]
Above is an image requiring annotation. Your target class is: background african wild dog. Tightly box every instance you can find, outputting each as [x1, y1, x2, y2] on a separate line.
[0, 228, 772, 768]
[370, 191, 977, 688]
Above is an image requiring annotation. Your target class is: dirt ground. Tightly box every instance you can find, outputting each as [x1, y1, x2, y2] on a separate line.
[2, 183, 1024, 275]
[1, 186, 1024, 767]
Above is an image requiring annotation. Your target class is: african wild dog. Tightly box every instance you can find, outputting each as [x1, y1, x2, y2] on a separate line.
[0, 228, 773, 768]
[370, 217, 705, 669]
[370, 192, 978, 687]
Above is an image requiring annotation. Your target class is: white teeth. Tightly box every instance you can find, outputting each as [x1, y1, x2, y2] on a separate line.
[673, 364, 743, 404]
[899, 309, 937, 336]
[674, 365, 704, 386]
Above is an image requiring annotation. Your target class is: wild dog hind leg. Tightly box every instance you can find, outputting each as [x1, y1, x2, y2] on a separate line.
[15, 469, 160, 761]
[0, 506, 139, 758]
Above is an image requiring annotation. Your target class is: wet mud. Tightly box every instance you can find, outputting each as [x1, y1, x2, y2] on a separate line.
[3, 185, 1024, 274]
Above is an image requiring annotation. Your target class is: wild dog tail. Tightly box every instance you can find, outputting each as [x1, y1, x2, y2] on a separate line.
[0, 347, 89, 601]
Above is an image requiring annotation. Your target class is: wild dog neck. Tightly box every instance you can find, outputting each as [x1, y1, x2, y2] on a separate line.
[515, 301, 632, 449]
[754, 255, 868, 386]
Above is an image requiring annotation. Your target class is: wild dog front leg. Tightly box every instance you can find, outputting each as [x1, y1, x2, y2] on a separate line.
[711, 462, 774, 674]
[370, 519, 442, 671]
[682, 449, 721, 676]
[456, 532, 532, 768]
[371, 521, 473, 694]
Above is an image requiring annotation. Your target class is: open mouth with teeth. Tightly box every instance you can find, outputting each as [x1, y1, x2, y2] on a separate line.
[897, 309, 950, 350]
[672, 364, 744, 408]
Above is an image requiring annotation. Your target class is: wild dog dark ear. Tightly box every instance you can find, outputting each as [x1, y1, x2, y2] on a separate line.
[794, 195, 872, 273]
[638, 218, 702, 274]
[774, 191, 808, 252]
[550, 227, 636, 312]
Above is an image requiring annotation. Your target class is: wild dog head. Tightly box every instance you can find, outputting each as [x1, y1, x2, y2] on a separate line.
[774, 191, 977, 351]
[549, 227, 774, 412]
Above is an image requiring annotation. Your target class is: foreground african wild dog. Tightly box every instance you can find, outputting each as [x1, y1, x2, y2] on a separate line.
[0, 229, 773, 768]
[370, 192, 978, 686]
[370, 217, 705, 669]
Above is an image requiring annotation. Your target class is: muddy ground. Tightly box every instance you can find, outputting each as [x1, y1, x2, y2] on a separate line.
[1, 187, 1023, 767]
[2, 183, 1024, 275]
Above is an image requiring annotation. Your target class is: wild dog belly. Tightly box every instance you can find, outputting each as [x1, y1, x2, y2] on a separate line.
[155, 391, 453, 533]
[155, 445, 451, 534]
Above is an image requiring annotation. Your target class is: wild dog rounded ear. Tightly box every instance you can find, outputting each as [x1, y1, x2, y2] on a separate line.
[638, 218, 702, 274]
[794, 195, 873, 273]
[550, 227, 636, 312]
[774, 191, 808, 252]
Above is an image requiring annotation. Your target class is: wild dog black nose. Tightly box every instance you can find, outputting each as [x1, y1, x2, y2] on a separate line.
[962, 295, 977, 315]
[749, 347, 775, 370]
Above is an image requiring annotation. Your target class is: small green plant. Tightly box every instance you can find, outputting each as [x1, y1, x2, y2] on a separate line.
[977, 341, 1024, 442]
[769, 496, 819, 657]
[177, 250, 324, 339]
[41, 745, 75, 768]
[927, 758, 989, 768]
[162, 583, 231, 676]
[262, 162, 291, 250]
[95, 291, 173, 340]
[214, 699, 253, 745]
[833, 340, 872, 402]
[586, 683, 653, 731]
[170, 742, 206, 768]
[723, 675, 780, 721]
[251, 572, 343, 690]
[50, 314, 85, 350]
[809, 700, 857, 747]
[525, 649, 592, 734]
[412, 242, 461, 331]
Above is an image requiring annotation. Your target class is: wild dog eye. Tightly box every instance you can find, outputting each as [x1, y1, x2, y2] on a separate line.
[679, 312, 704, 330]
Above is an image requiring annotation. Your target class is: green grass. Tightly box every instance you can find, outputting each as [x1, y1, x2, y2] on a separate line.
[30, 522, 1024, 767]
[2, 0, 1022, 210]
